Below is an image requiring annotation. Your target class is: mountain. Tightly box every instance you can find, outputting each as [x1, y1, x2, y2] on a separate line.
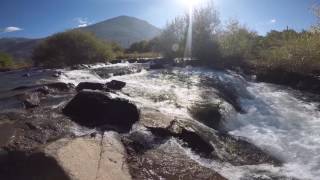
[0, 38, 41, 60]
[0, 16, 161, 60]
[79, 16, 161, 48]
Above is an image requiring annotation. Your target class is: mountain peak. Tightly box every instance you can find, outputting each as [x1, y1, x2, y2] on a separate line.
[80, 16, 161, 48]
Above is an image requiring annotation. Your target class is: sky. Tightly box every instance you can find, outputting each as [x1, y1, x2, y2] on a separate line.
[0, 0, 318, 38]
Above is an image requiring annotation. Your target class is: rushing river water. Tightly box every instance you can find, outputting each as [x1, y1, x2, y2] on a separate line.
[1, 62, 320, 179]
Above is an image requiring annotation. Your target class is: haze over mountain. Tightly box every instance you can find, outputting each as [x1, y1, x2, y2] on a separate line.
[0, 16, 161, 59]
[0, 38, 40, 60]
[79, 16, 161, 48]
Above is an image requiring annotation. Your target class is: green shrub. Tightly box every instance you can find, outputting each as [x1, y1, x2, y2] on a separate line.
[0, 52, 14, 68]
[32, 30, 117, 67]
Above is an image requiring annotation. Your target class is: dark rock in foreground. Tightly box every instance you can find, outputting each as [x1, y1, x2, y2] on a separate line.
[76, 82, 105, 91]
[106, 80, 126, 90]
[63, 91, 139, 131]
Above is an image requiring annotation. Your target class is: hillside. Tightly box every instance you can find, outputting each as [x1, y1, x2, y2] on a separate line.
[79, 16, 161, 48]
[0, 38, 40, 60]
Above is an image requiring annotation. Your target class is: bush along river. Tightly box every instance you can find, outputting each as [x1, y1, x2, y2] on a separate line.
[0, 59, 319, 180]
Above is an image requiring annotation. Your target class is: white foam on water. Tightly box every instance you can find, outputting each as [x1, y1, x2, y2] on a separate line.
[58, 63, 320, 179]
[58, 69, 105, 86]
[224, 82, 320, 179]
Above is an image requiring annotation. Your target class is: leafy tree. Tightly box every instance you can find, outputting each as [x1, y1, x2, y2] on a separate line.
[191, 3, 221, 63]
[32, 30, 117, 67]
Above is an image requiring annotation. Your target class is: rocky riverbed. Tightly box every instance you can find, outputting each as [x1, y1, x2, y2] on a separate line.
[0, 60, 319, 179]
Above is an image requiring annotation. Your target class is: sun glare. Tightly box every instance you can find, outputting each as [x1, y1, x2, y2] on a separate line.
[178, 0, 202, 8]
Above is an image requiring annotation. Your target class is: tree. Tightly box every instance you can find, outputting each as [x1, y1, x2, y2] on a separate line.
[157, 17, 188, 58]
[156, 2, 222, 63]
[32, 30, 116, 67]
[191, 2, 221, 63]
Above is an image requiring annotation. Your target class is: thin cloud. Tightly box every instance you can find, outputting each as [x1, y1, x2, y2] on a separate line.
[74, 17, 91, 28]
[270, 19, 277, 24]
[1, 26, 23, 33]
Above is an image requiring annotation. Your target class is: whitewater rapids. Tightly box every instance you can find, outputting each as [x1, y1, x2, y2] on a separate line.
[58, 63, 320, 180]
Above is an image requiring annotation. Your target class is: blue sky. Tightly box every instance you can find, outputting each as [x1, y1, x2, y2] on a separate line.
[0, 0, 318, 38]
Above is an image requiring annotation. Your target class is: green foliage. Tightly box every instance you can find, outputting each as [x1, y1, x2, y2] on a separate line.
[156, 3, 221, 63]
[256, 31, 320, 74]
[191, 3, 221, 63]
[127, 40, 152, 53]
[0, 52, 14, 68]
[157, 17, 188, 58]
[32, 30, 118, 67]
[219, 20, 258, 59]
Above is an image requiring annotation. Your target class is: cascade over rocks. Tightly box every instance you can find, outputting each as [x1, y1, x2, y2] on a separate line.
[140, 110, 281, 166]
[63, 90, 139, 131]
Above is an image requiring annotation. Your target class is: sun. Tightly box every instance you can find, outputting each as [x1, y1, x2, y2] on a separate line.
[178, 0, 202, 8]
[186, 0, 201, 7]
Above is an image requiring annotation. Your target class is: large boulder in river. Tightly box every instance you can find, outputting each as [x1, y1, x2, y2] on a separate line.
[106, 80, 126, 90]
[63, 91, 139, 131]
[76, 82, 105, 91]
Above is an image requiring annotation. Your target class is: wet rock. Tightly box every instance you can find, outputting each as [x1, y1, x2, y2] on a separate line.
[76, 82, 105, 91]
[34, 86, 51, 95]
[145, 116, 281, 166]
[148, 121, 215, 158]
[106, 80, 126, 90]
[1, 134, 132, 180]
[11, 82, 74, 92]
[46, 82, 74, 91]
[93, 64, 147, 79]
[22, 73, 31, 77]
[123, 136, 226, 180]
[17, 92, 40, 108]
[150, 63, 165, 70]
[188, 103, 222, 130]
[256, 69, 320, 94]
[63, 91, 139, 131]
[52, 71, 62, 78]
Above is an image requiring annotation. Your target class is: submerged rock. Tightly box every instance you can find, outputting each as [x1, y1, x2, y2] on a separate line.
[106, 80, 126, 90]
[46, 82, 74, 91]
[149, 63, 165, 70]
[17, 92, 40, 109]
[76, 82, 105, 91]
[63, 91, 139, 131]
[12, 82, 74, 92]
